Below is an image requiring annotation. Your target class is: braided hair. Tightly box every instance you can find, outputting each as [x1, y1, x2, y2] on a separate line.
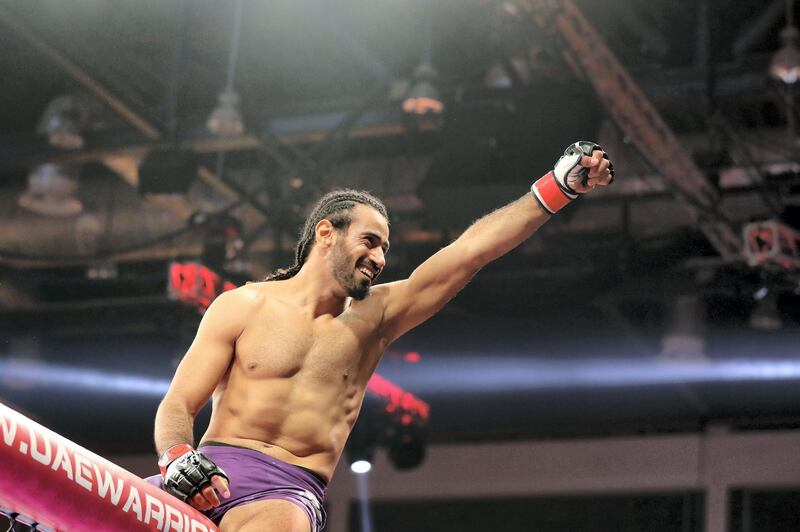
[264, 189, 388, 281]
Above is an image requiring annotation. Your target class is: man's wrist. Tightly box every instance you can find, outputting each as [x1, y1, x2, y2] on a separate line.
[158, 443, 194, 475]
[531, 171, 576, 215]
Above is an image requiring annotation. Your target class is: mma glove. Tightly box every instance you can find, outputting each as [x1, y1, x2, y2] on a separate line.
[158, 444, 229, 503]
[531, 141, 612, 214]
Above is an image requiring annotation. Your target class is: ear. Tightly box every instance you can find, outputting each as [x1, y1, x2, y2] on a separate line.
[315, 219, 336, 249]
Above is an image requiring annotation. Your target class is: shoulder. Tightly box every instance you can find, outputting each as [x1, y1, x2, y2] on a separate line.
[212, 282, 266, 307]
[353, 281, 408, 323]
[202, 282, 268, 326]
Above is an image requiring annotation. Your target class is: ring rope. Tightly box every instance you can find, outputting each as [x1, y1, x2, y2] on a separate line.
[0, 402, 219, 532]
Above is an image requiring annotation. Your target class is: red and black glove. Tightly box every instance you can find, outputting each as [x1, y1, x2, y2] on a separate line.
[158, 444, 229, 503]
[531, 141, 613, 214]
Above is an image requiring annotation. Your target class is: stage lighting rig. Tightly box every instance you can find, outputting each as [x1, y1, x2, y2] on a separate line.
[386, 422, 427, 471]
[743, 220, 800, 272]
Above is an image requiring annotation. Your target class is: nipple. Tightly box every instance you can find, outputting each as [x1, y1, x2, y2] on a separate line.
[343, 368, 349, 379]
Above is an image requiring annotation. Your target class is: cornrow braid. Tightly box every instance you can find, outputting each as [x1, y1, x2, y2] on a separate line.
[264, 189, 388, 282]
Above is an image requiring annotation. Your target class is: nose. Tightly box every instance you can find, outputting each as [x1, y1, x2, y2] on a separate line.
[371, 248, 386, 271]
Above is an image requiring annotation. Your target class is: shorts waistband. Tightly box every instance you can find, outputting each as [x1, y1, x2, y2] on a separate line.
[198, 440, 328, 486]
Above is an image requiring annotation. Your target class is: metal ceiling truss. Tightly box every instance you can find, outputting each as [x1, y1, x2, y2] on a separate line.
[0, 5, 162, 141]
[526, 0, 743, 261]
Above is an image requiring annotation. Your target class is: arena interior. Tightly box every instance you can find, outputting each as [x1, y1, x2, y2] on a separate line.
[1, 1, 800, 531]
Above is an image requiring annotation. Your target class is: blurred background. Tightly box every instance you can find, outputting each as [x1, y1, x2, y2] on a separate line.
[1, 0, 800, 530]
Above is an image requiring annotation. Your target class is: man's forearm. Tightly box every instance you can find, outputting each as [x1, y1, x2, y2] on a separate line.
[455, 193, 549, 268]
[154, 399, 196, 456]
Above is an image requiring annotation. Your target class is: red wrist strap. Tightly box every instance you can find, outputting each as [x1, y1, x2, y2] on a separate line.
[158, 443, 194, 476]
[531, 171, 573, 214]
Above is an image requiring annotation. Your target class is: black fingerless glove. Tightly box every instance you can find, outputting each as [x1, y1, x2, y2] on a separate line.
[159, 444, 229, 502]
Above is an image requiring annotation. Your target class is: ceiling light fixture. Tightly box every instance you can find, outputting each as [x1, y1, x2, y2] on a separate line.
[36, 94, 87, 149]
[770, 0, 800, 83]
[403, 1, 444, 116]
[207, 0, 245, 136]
[18, 163, 82, 217]
[403, 62, 444, 115]
[207, 89, 244, 137]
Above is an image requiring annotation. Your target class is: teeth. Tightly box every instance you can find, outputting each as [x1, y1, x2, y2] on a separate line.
[358, 267, 374, 279]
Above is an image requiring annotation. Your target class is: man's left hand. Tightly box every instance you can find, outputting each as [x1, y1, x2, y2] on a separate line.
[555, 141, 614, 195]
[569, 149, 614, 194]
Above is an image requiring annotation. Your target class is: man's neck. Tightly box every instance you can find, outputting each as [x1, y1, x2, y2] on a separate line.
[284, 266, 349, 318]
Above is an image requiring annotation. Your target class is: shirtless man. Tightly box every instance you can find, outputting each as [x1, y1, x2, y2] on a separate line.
[146, 142, 614, 531]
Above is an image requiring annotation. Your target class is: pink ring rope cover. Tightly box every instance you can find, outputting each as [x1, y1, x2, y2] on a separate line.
[0, 402, 219, 531]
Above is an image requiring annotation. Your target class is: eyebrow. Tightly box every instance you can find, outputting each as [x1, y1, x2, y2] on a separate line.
[364, 232, 390, 253]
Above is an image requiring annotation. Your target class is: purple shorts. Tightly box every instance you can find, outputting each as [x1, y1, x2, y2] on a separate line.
[145, 442, 327, 531]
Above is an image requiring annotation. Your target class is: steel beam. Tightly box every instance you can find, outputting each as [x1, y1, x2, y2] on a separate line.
[0, 5, 162, 140]
[529, 0, 742, 260]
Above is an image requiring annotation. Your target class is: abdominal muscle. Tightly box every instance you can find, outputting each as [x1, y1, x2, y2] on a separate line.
[200, 367, 364, 483]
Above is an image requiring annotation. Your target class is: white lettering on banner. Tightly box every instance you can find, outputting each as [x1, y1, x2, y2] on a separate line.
[1, 413, 16, 446]
[92, 463, 124, 505]
[1, 408, 214, 532]
[191, 519, 210, 532]
[19, 424, 29, 455]
[123, 486, 144, 521]
[145, 494, 165, 529]
[74, 453, 93, 492]
[29, 425, 52, 466]
[163, 503, 184, 532]
[50, 441, 74, 480]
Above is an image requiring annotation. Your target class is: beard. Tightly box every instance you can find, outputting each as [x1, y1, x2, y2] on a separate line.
[329, 241, 371, 300]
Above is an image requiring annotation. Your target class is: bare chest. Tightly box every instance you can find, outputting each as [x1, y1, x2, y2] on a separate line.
[234, 306, 382, 382]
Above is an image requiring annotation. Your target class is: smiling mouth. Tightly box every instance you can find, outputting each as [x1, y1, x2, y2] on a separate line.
[357, 263, 377, 281]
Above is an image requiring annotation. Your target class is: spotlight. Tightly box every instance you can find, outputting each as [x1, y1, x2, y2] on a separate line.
[37, 95, 87, 150]
[402, 62, 444, 115]
[771, 27, 800, 83]
[348, 447, 374, 474]
[350, 459, 372, 475]
[208, 0, 245, 136]
[403, 0, 443, 117]
[207, 89, 244, 137]
[770, 0, 800, 84]
[18, 163, 82, 217]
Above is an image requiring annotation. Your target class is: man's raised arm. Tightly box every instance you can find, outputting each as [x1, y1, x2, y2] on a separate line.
[380, 142, 614, 342]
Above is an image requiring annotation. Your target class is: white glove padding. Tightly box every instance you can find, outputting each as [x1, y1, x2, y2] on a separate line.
[531, 141, 605, 214]
[553, 141, 604, 196]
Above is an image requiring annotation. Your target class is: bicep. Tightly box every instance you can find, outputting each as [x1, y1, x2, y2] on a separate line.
[162, 291, 247, 415]
[382, 242, 481, 341]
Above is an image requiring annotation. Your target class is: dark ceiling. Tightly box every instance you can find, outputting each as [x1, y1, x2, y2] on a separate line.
[1, 0, 799, 454]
